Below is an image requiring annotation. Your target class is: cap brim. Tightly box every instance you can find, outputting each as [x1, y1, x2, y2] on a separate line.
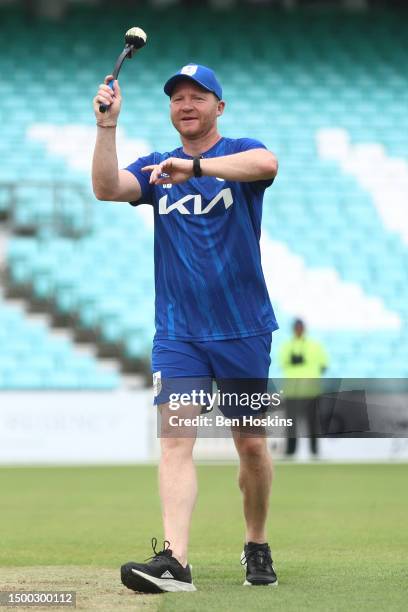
[164, 74, 220, 98]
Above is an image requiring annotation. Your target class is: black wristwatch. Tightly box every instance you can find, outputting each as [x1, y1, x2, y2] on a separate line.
[193, 156, 203, 178]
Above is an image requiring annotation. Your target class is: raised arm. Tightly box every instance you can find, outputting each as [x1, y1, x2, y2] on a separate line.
[92, 75, 142, 202]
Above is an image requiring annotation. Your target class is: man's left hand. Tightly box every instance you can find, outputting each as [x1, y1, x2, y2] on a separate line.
[142, 158, 194, 185]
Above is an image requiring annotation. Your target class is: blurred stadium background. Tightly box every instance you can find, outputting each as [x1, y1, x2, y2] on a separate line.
[0, 0, 407, 464]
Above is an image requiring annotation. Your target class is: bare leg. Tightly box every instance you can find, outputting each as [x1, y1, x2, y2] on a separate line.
[159, 404, 200, 566]
[233, 432, 273, 543]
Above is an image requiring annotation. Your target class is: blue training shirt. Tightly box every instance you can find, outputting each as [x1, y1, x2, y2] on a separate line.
[125, 137, 278, 341]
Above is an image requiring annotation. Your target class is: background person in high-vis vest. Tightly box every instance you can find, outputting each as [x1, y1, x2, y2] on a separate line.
[279, 319, 329, 458]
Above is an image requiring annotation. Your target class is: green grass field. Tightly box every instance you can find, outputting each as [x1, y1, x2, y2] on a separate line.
[1, 463, 407, 611]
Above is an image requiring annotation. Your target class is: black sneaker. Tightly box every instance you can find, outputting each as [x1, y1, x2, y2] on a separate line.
[121, 538, 196, 593]
[241, 542, 278, 587]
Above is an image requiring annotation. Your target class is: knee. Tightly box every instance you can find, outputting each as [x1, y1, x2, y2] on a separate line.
[236, 438, 269, 463]
[160, 436, 195, 460]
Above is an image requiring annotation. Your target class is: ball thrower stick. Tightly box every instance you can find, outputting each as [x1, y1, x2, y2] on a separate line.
[99, 26, 147, 113]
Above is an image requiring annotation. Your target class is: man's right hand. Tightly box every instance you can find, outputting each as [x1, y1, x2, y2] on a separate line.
[93, 75, 122, 126]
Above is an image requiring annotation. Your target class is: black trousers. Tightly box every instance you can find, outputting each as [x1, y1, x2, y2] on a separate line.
[285, 397, 319, 455]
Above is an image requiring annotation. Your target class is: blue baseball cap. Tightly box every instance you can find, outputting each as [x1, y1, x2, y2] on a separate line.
[164, 64, 223, 100]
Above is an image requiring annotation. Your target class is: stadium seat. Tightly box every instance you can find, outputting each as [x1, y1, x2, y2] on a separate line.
[0, 301, 119, 389]
[1, 5, 407, 379]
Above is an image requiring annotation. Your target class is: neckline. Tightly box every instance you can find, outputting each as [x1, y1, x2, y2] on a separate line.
[180, 136, 224, 159]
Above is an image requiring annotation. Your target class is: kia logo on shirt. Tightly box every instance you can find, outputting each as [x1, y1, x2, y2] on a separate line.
[159, 188, 233, 215]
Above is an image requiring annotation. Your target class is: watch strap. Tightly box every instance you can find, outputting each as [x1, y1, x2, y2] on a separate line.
[193, 156, 203, 178]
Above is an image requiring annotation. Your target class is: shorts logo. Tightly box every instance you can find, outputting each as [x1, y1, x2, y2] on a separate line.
[153, 371, 162, 398]
[181, 64, 198, 76]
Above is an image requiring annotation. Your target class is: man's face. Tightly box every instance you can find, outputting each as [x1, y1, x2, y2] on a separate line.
[294, 322, 305, 338]
[170, 81, 224, 139]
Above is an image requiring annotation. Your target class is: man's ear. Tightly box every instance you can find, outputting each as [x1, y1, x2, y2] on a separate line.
[216, 100, 226, 117]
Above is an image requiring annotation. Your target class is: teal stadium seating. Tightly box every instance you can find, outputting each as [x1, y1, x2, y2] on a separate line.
[0, 301, 119, 389]
[0, 6, 407, 386]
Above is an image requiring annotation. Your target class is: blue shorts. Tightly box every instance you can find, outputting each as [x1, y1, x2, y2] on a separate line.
[151, 334, 272, 416]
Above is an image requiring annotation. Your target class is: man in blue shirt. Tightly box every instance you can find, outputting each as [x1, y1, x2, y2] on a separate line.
[93, 64, 279, 592]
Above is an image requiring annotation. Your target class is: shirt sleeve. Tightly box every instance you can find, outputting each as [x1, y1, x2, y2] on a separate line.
[124, 152, 157, 206]
[318, 343, 329, 371]
[235, 138, 275, 192]
[278, 341, 291, 371]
